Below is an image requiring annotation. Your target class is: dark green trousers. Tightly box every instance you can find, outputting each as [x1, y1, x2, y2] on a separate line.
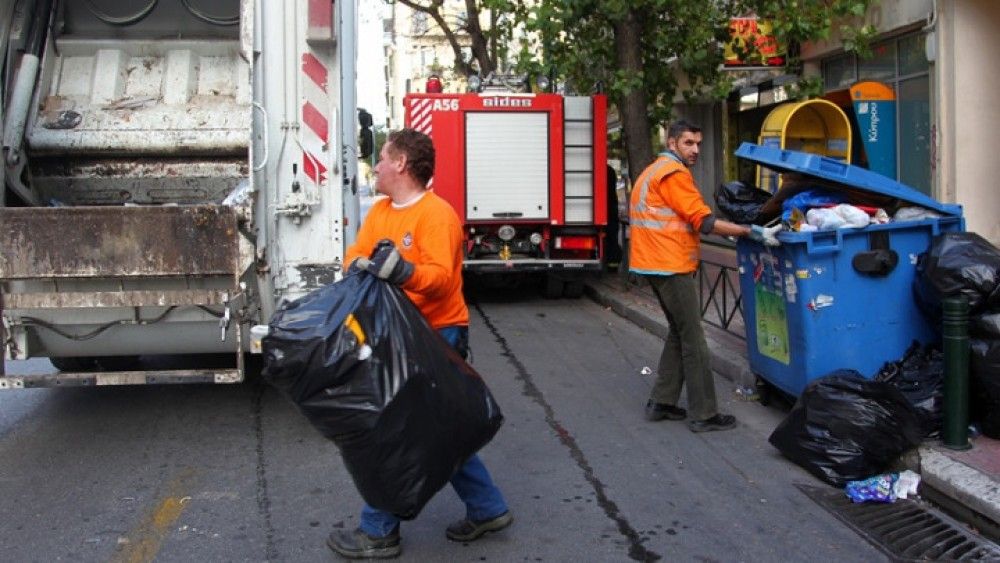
[645, 273, 718, 421]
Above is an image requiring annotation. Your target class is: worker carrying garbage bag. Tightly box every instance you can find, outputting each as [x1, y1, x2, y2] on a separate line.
[264, 129, 510, 559]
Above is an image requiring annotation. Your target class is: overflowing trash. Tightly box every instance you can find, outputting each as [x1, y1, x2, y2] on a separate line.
[844, 470, 921, 504]
[714, 180, 772, 225]
[914, 233, 1000, 439]
[261, 272, 504, 519]
[876, 342, 944, 437]
[768, 371, 925, 487]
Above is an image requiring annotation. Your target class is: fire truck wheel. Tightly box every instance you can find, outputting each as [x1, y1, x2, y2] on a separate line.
[564, 280, 585, 299]
[543, 275, 564, 299]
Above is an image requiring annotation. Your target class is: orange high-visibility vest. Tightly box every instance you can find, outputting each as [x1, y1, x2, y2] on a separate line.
[628, 153, 713, 275]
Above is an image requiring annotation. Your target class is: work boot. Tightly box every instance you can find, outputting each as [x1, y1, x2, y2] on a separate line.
[445, 511, 513, 542]
[326, 526, 401, 559]
[687, 413, 737, 433]
[645, 401, 687, 421]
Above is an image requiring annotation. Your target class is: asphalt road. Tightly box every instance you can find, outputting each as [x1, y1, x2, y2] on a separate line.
[0, 283, 885, 562]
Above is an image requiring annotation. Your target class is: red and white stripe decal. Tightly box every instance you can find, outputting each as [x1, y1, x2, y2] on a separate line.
[301, 51, 330, 186]
[410, 98, 433, 136]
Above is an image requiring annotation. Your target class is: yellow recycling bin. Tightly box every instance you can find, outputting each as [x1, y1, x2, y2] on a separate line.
[756, 99, 852, 192]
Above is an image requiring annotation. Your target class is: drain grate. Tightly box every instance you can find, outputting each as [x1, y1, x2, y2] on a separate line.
[797, 484, 1000, 561]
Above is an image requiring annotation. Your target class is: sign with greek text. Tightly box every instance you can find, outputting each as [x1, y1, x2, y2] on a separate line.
[851, 81, 897, 180]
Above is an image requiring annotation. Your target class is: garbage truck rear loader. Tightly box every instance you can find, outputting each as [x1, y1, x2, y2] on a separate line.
[0, 0, 358, 387]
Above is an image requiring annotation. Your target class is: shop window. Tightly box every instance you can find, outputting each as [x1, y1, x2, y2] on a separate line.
[823, 54, 855, 90]
[898, 34, 929, 75]
[898, 75, 931, 194]
[859, 41, 896, 82]
[820, 32, 932, 194]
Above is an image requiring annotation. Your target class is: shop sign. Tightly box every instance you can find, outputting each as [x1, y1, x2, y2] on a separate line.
[724, 18, 786, 68]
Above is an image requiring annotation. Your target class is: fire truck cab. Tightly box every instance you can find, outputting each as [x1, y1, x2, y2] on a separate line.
[404, 82, 607, 298]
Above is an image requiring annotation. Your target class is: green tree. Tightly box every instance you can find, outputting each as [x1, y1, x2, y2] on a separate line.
[518, 0, 876, 180]
[391, 0, 529, 77]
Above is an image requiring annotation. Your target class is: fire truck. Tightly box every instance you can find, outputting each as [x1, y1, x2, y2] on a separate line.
[404, 82, 607, 298]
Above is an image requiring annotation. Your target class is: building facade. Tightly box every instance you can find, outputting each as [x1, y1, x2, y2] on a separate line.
[384, 1, 472, 129]
[736, 0, 999, 244]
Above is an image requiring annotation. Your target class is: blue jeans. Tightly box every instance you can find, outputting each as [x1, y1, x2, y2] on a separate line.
[359, 326, 508, 537]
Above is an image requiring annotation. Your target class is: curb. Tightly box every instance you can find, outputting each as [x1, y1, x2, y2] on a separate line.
[586, 276, 1000, 538]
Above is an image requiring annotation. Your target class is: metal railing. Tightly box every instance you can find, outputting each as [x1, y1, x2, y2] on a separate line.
[619, 236, 745, 340]
[697, 244, 745, 339]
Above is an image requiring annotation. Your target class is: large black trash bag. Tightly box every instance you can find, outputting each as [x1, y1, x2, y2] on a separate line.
[261, 272, 504, 519]
[768, 371, 925, 487]
[876, 342, 944, 437]
[971, 338, 1000, 439]
[714, 180, 772, 224]
[914, 232, 1000, 324]
[974, 312, 1000, 339]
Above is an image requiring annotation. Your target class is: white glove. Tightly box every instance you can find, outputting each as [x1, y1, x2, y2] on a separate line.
[749, 224, 783, 247]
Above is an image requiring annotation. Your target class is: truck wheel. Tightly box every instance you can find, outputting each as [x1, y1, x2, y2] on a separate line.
[50, 357, 99, 372]
[95, 355, 142, 371]
[543, 275, 564, 299]
[564, 280, 585, 299]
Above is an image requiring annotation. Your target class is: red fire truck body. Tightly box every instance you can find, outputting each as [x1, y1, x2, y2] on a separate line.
[404, 92, 607, 287]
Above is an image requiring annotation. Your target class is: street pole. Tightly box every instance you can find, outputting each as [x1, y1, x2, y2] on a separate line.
[943, 295, 972, 450]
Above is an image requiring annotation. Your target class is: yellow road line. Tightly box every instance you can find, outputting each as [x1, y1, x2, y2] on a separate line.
[110, 469, 197, 563]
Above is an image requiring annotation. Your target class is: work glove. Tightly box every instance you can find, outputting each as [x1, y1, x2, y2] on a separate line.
[748, 224, 783, 247]
[353, 239, 414, 285]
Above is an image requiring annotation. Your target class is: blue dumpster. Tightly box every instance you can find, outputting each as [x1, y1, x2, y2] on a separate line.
[734, 143, 964, 397]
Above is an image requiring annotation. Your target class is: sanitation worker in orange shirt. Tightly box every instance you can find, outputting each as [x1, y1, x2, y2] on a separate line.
[629, 120, 781, 432]
[329, 128, 512, 559]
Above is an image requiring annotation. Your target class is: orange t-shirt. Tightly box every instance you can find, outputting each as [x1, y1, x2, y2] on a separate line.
[345, 191, 468, 329]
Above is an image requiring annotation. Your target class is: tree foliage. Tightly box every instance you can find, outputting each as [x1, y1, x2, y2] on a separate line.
[516, 0, 876, 177]
[391, 0, 530, 77]
[388, 0, 877, 181]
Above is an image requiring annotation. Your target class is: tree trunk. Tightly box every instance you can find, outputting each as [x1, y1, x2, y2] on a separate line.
[613, 9, 652, 183]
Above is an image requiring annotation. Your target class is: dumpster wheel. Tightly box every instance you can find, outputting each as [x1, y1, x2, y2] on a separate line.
[755, 375, 772, 407]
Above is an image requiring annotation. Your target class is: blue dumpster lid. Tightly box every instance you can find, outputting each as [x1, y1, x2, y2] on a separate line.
[735, 142, 962, 217]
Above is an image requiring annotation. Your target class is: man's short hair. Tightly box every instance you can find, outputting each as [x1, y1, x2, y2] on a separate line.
[667, 119, 702, 141]
[386, 128, 435, 186]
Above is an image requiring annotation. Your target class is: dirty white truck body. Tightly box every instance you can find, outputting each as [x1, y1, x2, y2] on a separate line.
[0, 0, 358, 387]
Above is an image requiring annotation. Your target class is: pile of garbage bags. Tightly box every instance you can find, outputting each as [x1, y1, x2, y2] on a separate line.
[914, 232, 1000, 438]
[875, 342, 944, 437]
[769, 371, 925, 487]
[261, 272, 504, 519]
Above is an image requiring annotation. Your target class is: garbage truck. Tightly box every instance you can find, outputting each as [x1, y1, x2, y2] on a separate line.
[0, 0, 359, 387]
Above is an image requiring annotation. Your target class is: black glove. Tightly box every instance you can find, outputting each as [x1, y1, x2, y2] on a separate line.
[355, 239, 414, 285]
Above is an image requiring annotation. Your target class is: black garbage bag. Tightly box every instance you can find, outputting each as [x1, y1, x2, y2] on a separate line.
[768, 371, 925, 487]
[914, 232, 1000, 324]
[973, 312, 1000, 340]
[971, 338, 1000, 439]
[261, 272, 504, 519]
[876, 342, 944, 437]
[714, 180, 772, 224]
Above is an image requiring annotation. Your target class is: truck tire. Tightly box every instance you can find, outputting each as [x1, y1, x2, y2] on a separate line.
[95, 355, 142, 371]
[564, 280, 585, 299]
[543, 274, 564, 299]
[50, 357, 99, 372]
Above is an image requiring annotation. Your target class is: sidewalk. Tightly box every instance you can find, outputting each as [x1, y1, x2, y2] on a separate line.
[585, 272, 1000, 539]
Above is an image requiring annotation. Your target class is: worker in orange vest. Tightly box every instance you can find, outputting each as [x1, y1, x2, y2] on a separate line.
[629, 119, 781, 432]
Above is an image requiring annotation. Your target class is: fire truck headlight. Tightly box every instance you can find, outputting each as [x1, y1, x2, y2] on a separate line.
[467, 74, 482, 92]
[529, 232, 543, 246]
[498, 225, 516, 241]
